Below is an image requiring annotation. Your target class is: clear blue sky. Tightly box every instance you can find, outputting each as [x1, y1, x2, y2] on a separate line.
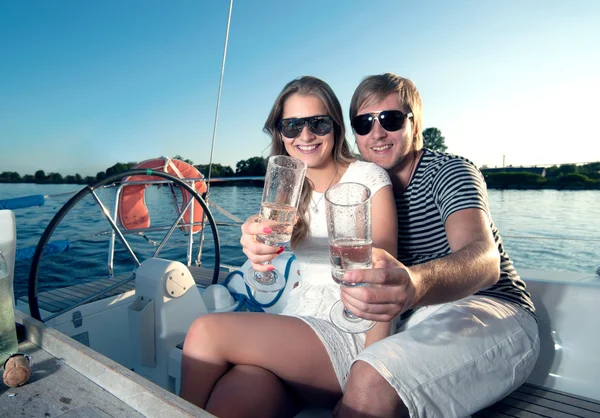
[1, 0, 598, 177]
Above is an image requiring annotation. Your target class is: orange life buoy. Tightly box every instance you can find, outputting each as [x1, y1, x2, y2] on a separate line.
[118, 157, 207, 234]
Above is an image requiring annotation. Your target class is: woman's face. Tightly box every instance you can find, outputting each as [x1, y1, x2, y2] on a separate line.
[280, 93, 335, 170]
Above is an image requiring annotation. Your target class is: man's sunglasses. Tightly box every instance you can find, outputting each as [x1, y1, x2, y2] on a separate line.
[351, 110, 413, 136]
[279, 115, 333, 139]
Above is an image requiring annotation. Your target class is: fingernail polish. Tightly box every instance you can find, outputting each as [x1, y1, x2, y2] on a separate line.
[267, 266, 276, 271]
[276, 247, 285, 254]
[263, 227, 272, 234]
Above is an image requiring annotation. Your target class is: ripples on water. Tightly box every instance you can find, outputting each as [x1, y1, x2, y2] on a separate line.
[1, 184, 598, 298]
[488, 189, 599, 275]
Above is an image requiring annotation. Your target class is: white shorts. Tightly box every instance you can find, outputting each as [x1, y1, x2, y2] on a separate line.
[299, 295, 540, 418]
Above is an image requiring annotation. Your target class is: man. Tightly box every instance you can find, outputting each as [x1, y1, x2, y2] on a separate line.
[335, 73, 539, 417]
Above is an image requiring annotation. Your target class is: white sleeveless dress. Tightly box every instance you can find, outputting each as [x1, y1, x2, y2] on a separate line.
[282, 160, 392, 388]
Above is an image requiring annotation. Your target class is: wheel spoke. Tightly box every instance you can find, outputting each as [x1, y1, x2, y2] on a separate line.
[152, 196, 194, 259]
[90, 189, 141, 267]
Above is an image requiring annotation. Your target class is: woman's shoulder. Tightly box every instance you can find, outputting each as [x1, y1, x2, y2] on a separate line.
[345, 160, 391, 188]
[347, 159, 386, 173]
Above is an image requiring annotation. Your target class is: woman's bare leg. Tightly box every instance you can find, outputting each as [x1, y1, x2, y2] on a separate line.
[206, 365, 301, 418]
[180, 312, 341, 409]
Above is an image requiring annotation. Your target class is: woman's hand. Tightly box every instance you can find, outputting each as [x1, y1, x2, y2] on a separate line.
[364, 321, 393, 348]
[240, 214, 285, 272]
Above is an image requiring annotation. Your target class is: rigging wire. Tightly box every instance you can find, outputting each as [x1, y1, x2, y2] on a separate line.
[206, 0, 234, 192]
[197, 0, 234, 266]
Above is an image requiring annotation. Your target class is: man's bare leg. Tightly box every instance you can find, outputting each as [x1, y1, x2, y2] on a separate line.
[334, 360, 409, 418]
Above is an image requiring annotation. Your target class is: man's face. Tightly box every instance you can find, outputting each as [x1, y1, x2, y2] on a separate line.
[353, 93, 413, 171]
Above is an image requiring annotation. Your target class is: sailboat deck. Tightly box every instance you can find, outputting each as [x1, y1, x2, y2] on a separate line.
[0, 340, 145, 418]
[5, 311, 214, 417]
[14, 265, 600, 417]
[17, 266, 231, 314]
[476, 383, 600, 418]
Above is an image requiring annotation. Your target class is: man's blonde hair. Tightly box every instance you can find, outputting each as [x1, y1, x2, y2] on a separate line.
[350, 73, 423, 150]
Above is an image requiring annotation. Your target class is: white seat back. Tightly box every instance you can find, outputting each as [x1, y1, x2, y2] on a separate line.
[524, 275, 600, 401]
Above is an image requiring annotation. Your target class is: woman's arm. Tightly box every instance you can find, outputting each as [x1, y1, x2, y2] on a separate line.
[364, 184, 397, 347]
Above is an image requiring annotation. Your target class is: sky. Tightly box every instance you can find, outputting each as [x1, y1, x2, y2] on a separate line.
[1, 0, 599, 177]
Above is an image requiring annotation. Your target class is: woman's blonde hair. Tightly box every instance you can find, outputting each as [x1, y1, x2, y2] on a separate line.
[264, 76, 355, 248]
[350, 73, 423, 150]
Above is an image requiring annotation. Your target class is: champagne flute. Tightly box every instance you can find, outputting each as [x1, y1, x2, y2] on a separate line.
[244, 155, 307, 292]
[325, 182, 375, 333]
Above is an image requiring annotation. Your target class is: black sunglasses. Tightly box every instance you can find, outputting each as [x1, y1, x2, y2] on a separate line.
[351, 110, 413, 136]
[279, 115, 333, 139]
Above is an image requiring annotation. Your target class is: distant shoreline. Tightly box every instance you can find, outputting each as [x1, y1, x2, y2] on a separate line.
[486, 184, 600, 190]
[0, 178, 265, 187]
[0, 180, 267, 189]
[3, 163, 600, 191]
[2, 180, 599, 191]
[3, 160, 598, 190]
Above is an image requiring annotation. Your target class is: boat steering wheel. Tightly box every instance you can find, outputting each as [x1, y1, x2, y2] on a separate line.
[27, 169, 221, 322]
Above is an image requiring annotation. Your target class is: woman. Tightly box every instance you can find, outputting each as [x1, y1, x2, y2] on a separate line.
[180, 76, 397, 417]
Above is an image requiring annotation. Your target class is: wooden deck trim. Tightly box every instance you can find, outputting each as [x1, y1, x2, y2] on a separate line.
[15, 310, 215, 418]
[39, 290, 83, 308]
[188, 265, 232, 287]
[476, 404, 540, 418]
[18, 277, 136, 314]
[516, 384, 600, 413]
[508, 391, 599, 417]
[475, 383, 600, 418]
[17, 266, 232, 314]
[48, 285, 96, 300]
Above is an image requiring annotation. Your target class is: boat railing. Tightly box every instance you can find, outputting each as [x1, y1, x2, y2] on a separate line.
[101, 177, 242, 276]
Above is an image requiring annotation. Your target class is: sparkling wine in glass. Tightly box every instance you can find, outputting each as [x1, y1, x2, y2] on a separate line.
[325, 182, 375, 333]
[244, 155, 306, 292]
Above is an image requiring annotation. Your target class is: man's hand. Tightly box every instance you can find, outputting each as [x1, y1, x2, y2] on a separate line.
[340, 248, 418, 322]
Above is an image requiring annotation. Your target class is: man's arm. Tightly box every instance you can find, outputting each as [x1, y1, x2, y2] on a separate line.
[339, 207, 500, 322]
[409, 207, 500, 309]
[364, 184, 397, 346]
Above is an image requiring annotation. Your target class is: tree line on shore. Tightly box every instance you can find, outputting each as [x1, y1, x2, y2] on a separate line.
[3, 158, 598, 190]
[0, 129, 447, 184]
[0, 156, 264, 185]
[482, 163, 600, 189]
[2, 128, 598, 189]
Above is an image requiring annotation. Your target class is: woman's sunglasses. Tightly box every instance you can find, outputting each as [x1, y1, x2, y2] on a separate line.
[279, 115, 333, 139]
[351, 110, 413, 136]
